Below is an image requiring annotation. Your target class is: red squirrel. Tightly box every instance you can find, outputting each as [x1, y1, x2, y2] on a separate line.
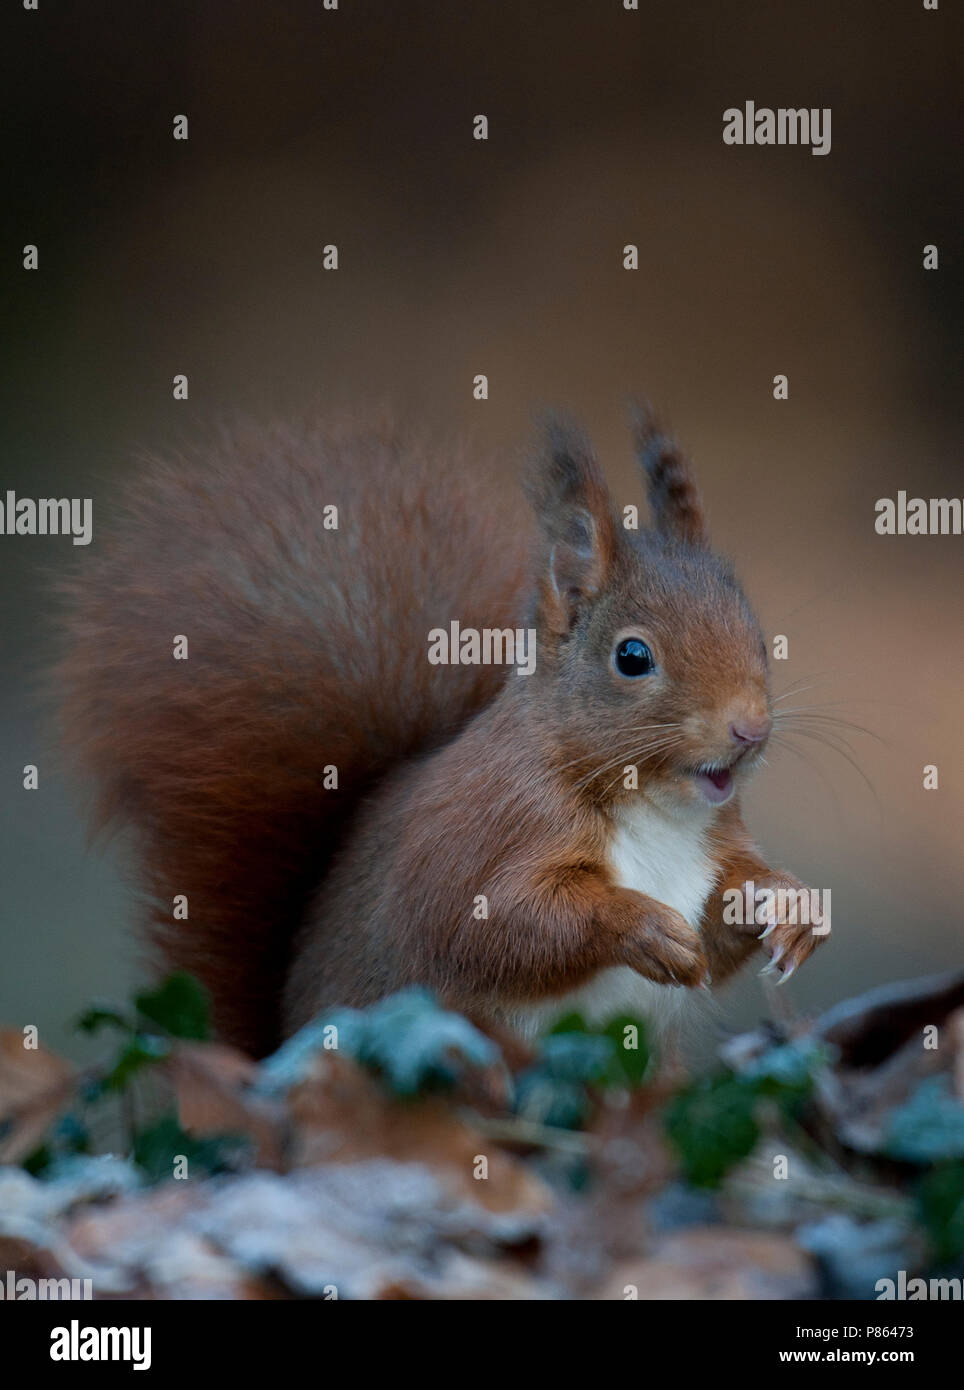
[60, 409, 826, 1057]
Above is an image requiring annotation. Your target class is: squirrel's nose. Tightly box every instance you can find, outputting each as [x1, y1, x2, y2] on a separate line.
[730, 715, 772, 746]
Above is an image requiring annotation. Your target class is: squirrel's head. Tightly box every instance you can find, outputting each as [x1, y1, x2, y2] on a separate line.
[526, 407, 771, 813]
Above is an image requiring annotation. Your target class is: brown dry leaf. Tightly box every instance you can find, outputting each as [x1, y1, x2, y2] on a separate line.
[588, 1084, 674, 1197]
[56, 1159, 553, 1300]
[193, 1164, 554, 1299]
[0, 1234, 49, 1281]
[816, 1032, 947, 1155]
[541, 1085, 673, 1293]
[719, 973, 964, 1158]
[594, 1227, 817, 1300]
[164, 1041, 285, 1170]
[6, 1151, 552, 1300]
[64, 1179, 279, 1299]
[0, 1166, 132, 1293]
[803, 972, 964, 1155]
[373, 1252, 550, 1300]
[812, 970, 964, 1069]
[0, 1029, 75, 1163]
[286, 1050, 552, 1223]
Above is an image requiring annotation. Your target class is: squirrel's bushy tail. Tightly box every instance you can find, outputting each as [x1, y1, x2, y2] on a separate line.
[59, 418, 531, 1056]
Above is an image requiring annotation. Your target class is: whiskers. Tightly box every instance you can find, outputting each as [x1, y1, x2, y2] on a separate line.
[769, 686, 884, 818]
[557, 677, 886, 817]
[566, 722, 686, 796]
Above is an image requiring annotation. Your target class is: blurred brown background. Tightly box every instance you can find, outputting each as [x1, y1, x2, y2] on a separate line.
[1, 0, 961, 1060]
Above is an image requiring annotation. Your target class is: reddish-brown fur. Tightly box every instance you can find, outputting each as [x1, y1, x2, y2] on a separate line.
[285, 412, 823, 1031]
[59, 419, 530, 1055]
[60, 409, 825, 1057]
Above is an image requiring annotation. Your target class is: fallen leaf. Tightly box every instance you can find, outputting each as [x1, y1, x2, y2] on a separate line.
[0, 1030, 75, 1163]
[285, 1049, 552, 1224]
[812, 970, 964, 1069]
[165, 1041, 285, 1170]
[193, 1164, 554, 1299]
[594, 1227, 817, 1300]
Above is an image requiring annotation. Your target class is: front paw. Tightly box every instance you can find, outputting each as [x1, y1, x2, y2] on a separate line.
[612, 899, 709, 989]
[745, 871, 830, 984]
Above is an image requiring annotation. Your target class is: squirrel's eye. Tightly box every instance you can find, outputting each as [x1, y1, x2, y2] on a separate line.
[614, 638, 655, 678]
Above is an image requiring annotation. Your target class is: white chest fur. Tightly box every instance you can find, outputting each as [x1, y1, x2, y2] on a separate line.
[508, 799, 718, 1039]
[607, 798, 716, 927]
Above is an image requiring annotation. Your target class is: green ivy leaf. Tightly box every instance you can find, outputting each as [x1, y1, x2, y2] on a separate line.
[263, 989, 498, 1098]
[75, 1004, 132, 1036]
[601, 1014, 651, 1087]
[665, 1073, 761, 1188]
[741, 1040, 824, 1095]
[549, 1011, 590, 1036]
[135, 973, 211, 1041]
[21, 1143, 52, 1177]
[515, 1073, 592, 1131]
[916, 1161, 964, 1263]
[530, 1032, 614, 1085]
[513, 1013, 653, 1130]
[357, 989, 498, 1095]
[103, 1034, 170, 1092]
[132, 1115, 242, 1183]
[885, 1078, 964, 1164]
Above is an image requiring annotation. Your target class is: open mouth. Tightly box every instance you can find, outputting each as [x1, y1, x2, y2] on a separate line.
[688, 763, 737, 804]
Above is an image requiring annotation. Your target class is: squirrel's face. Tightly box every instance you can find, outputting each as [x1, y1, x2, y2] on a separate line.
[528, 412, 771, 812]
[552, 537, 771, 810]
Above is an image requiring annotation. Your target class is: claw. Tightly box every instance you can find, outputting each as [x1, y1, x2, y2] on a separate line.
[759, 948, 785, 979]
[758, 922, 778, 940]
[776, 958, 799, 986]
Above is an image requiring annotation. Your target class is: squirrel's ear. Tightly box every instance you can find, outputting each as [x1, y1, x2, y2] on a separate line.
[526, 417, 616, 631]
[631, 400, 709, 548]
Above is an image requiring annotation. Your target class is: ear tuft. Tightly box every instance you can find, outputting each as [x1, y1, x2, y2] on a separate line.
[526, 414, 616, 632]
[525, 416, 604, 530]
[630, 399, 709, 548]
